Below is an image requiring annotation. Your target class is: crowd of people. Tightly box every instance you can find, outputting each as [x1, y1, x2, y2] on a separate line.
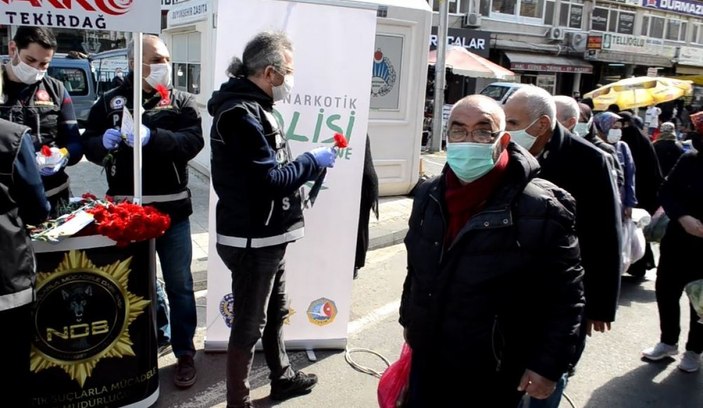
[2, 24, 703, 408]
[399, 84, 703, 407]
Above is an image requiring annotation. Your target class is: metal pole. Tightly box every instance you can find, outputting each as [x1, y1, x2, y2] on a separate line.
[132, 32, 143, 205]
[430, 0, 449, 152]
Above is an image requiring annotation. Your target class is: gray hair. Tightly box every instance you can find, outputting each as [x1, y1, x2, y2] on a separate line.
[227, 31, 293, 77]
[554, 95, 580, 123]
[126, 34, 162, 60]
[508, 85, 557, 130]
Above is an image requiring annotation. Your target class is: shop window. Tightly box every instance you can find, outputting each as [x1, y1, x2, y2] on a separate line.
[171, 32, 201, 95]
[591, 7, 634, 35]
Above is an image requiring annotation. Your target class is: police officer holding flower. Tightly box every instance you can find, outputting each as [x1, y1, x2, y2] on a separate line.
[0, 27, 83, 213]
[82, 34, 204, 389]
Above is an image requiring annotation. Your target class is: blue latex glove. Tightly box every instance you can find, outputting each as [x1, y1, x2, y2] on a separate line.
[309, 147, 336, 168]
[39, 156, 68, 177]
[102, 128, 122, 150]
[126, 125, 151, 147]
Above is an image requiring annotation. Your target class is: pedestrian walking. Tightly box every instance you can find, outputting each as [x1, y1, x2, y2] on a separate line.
[208, 31, 335, 408]
[400, 95, 584, 407]
[642, 129, 703, 373]
[504, 86, 622, 408]
[82, 35, 203, 388]
[0, 118, 50, 407]
[653, 122, 684, 178]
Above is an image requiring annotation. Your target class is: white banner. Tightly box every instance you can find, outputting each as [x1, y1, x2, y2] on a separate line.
[1, 0, 161, 33]
[205, 0, 376, 350]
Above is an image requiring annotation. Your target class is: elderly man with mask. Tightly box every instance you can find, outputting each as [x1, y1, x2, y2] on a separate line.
[504, 86, 622, 408]
[83, 35, 204, 388]
[401, 94, 584, 407]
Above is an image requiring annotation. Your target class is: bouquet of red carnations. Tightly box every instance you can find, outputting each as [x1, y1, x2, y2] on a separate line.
[87, 198, 171, 247]
[29, 193, 170, 246]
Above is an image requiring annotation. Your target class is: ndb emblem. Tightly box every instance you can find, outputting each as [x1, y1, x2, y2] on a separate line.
[219, 293, 235, 328]
[371, 48, 396, 97]
[31, 250, 149, 387]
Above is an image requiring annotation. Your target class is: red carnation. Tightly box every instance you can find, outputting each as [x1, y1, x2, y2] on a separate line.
[333, 133, 348, 148]
[155, 84, 171, 104]
[41, 145, 52, 157]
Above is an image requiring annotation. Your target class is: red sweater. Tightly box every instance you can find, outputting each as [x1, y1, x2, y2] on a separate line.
[444, 150, 510, 245]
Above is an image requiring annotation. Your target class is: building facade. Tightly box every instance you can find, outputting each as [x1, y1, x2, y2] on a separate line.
[427, 0, 703, 98]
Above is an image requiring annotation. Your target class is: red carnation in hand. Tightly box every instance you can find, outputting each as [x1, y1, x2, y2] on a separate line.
[333, 133, 348, 148]
[41, 145, 52, 157]
[155, 83, 171, 105]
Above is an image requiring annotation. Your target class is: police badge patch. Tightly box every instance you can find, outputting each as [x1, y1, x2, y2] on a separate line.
[110, 96, 127, 110]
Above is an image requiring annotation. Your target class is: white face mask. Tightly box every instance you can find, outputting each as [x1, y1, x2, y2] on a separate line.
[9, 54, 46, 84]
[272, 74, 294, 102]
[607, 128, 622, 144]
[509, 117, 540, 150]
[144, 63, 172, 88]
[573, 120, 591, 137]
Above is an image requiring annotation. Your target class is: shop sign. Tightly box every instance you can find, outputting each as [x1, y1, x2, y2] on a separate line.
[510, 62, 592, 73]
[587, 35, 603, 50]
[168, 0, 209, 26]
[612, 0, 642, 5]
[430, 27, 490, 58]
[644, 0, 703, 18]
[647, 67, 659, 76]
[679, 46, 703, 67]
[601, 32, 676, 58]
[0, 0, 160, 33]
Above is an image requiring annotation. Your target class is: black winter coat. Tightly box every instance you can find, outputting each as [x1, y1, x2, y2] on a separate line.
[659, 152, 703, 261]
[82, 75, 203, 221]
[400, 143, 584, 388]
[539, 125, 622, 323]
[653, 139, 684, 178]
[622, 126, 664, 214]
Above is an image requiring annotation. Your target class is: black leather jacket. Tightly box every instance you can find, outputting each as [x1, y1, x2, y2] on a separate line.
[401, 143, 584, 383]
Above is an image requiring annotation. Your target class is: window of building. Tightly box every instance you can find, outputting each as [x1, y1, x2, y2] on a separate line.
[558, 0, 584, 29]
[171, 32, 201, 95]
[642, 14, 685, 41]
[489, 0, 545, 20]
[591, 6, 634, 35]
[693, 24, 703, 44]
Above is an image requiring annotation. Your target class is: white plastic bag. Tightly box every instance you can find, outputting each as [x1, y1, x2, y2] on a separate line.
[622, 219, 646, 272]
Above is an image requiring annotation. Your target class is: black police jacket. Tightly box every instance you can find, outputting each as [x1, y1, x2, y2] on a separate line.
[0, 120, 49, 310]
[400, 143, 584, 384]
[207, 77, 322, 248]
[82, 75, 204, 221]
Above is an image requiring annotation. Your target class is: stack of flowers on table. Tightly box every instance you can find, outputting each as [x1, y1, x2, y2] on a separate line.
[29, 193, 170, 247]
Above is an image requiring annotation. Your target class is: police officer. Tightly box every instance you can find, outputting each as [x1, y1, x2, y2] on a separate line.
[0, 118, 50, 407]
[82, 34, 204, 389]
[1, 27, 83, 213]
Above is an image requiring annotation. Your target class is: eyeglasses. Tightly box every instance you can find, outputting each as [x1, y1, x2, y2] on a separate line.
[447, 127, 502, 143]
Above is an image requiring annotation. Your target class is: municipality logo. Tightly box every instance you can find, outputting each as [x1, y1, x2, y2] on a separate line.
[371, 49, 396, 98]
[306, 297, 337, 326]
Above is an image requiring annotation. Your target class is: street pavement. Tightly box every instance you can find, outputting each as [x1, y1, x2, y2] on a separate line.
[64, 153, 703, 407]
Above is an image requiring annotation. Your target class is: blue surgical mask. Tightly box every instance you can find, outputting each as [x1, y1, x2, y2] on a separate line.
[446, 138, 500, 183]
[573, 121, 591, 137]
[607, 128, 622, 144]
[509, 117, 540, 150]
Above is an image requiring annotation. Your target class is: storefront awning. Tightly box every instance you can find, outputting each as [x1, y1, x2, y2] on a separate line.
[676, 65, 703, 76]
[505, 51, 593, 74]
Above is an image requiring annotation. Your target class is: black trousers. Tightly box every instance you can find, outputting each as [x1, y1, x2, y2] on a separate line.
[0, 304, 33, 408]
[656, 235, 703, 353]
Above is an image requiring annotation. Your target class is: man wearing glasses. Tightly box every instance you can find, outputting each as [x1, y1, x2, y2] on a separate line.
[400, 95, 585, 406]
[208, 31, 335, 408]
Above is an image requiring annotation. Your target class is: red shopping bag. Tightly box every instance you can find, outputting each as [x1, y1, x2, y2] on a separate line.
[378, 343, 412, 408]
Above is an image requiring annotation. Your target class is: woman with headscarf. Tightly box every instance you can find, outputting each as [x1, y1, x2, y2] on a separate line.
[618, 111, 664, 277]
[594, 112, 637, 219]
[653, 122, 685, 178]
[578, 103, 623, 192]
[642, 124, 703, 373]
